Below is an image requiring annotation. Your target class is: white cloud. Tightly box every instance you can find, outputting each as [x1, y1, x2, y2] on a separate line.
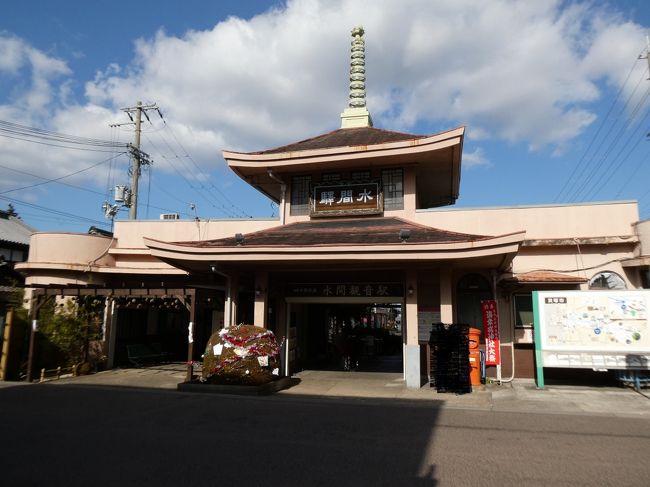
[0, 0, 648, 196]
[0, 33, 70, 116]
[0, 35, 25, 73]
[463, 147, 491, 168]
[84, 0, 647, 151]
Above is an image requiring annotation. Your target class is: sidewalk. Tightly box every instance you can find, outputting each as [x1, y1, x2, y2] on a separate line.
[7, 365, 649, 418]
[281, 370, 650, 418]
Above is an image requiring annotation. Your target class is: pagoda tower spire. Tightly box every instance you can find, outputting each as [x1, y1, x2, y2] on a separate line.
[340, 26, 373, 128]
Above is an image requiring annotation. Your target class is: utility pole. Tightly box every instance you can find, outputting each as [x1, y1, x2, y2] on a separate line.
[130, 101, 144, 220]
[110, 101, 158, 219]
[641, 34, 650, 79]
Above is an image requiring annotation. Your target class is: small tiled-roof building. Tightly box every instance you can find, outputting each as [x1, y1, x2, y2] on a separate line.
[0, 209, 35, 316]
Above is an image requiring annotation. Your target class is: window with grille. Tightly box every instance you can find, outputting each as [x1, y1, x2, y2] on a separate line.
[382, 168, 403, 210]
[513, 293, 534, 328]
[589, 271, 627, 290]
[290, 175, 311, 215]
[321, 173, 341, 183]
[351, 170, 371, 181]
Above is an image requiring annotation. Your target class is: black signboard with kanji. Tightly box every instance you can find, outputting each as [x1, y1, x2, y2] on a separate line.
[286, 282, 404, 298]
[312, 182, 382, 217]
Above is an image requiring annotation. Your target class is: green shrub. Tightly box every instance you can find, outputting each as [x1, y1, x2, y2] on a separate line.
[38, 297, 104, 369]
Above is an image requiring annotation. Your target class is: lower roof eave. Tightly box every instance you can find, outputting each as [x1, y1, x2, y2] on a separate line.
[143, 231, 525, 254]
[147, 244, 522, 273]
[15, 262, 188, 276]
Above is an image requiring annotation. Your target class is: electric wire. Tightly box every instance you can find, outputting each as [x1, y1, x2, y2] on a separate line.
[145, 165, 152, 220]
[162, 121, 251, 217]
[0, 161, 192, 218]
[0, 152, 128, 195]
[553, 54, 644, 202]
[0, 119, 124, 145]
[0, 118, 200, 224]
[0, 119, 129, 151]
[0, 194, 107, 227]
[579, 92, 650, 201]
[615, 142, 650, 198]
[0, 163, 107, 196]
[149, 178, 194, 206]
[0, 134, 126, 152]
[564, 67, 650, 202]
[150, 114, 248, 216]
[142, 132, 241, 218]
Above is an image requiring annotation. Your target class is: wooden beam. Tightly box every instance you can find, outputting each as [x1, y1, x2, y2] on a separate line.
[26, 294, 53, 383]
[28, 286, 197, 298]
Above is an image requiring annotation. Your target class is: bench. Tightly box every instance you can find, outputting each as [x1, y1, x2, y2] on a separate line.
[616, 369, 650, 392]
[126, 343, 168, 367]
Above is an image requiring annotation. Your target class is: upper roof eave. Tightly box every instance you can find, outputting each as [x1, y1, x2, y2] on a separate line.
[223, 126, 465, 167]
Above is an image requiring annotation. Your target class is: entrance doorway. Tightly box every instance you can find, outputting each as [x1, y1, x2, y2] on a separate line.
[456, 273, 492, 327]
[290, 302, 403, 373]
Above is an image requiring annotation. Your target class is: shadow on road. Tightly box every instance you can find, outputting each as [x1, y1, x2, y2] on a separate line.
[0, 383, 442, 486]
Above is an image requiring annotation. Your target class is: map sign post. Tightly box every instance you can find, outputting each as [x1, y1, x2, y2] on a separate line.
[533, 290, 650, 389]
[532, 291, 544, 388]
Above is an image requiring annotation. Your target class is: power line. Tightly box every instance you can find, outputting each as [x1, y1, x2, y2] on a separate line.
[0, 194, 108, 227]
[142, 132, 241, 218]
[0, 162, 107, 196]
[586, 114, 650, 201]
[0, 119, 129, 152]
[564, 66, 650, 202]
[0, 152, 128, 195]
[0, 160, 188, 217]
[554, 50, 648, 202]
[615, 143, 650, 198]
[578, 89, 650, 201]
[159, 119, 251, 217]
[0, 133, 125, 152]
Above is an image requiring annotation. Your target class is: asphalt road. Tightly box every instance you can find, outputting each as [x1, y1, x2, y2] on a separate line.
[0, 383, 648, 486]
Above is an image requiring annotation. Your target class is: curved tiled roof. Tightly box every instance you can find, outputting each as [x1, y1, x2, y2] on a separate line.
[250, 127, 428, 155]
[503, 271, 587, 283]
[0, 211, 35, 246]
[177, 217, 490, 248]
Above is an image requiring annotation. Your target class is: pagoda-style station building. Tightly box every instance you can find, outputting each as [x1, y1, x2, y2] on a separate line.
[16, 27, 648, 387]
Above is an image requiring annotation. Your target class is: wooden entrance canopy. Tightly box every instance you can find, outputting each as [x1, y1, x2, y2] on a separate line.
[26, 286, 198, 383]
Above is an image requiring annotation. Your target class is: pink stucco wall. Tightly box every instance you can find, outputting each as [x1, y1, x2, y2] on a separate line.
[27, 233, 116, 266]
[415, 201, 638, 239]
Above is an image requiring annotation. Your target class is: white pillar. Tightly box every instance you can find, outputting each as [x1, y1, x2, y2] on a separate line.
[253, 271, 269, 328]
[107, 300, 118, 368]
[440, 267, 453, 323]
[226, 275, 239, 327]
[404, 269, 421, 388]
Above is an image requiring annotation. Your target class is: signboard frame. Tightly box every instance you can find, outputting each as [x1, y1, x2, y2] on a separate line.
[286, 282, 404, 300]
[311, 181, 383, 217]
[481, 300, 501, 366]
[533, 290, 650, 388]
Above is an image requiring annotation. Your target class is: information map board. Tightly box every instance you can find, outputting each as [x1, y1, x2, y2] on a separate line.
[533, 290, 650, 380]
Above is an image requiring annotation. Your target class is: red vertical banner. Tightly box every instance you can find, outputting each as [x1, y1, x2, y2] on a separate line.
[481, 300, 501, 366]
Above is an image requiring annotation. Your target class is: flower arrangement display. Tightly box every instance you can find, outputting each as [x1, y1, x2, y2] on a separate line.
[201, 324, 282, 385]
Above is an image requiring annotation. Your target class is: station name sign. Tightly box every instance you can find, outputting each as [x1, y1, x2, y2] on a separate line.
[311, 182, 382, 217]
[287, 282, 403, 298]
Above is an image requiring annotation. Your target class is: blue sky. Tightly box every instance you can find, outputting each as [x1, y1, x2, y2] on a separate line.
[1, 0, 649, 232]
